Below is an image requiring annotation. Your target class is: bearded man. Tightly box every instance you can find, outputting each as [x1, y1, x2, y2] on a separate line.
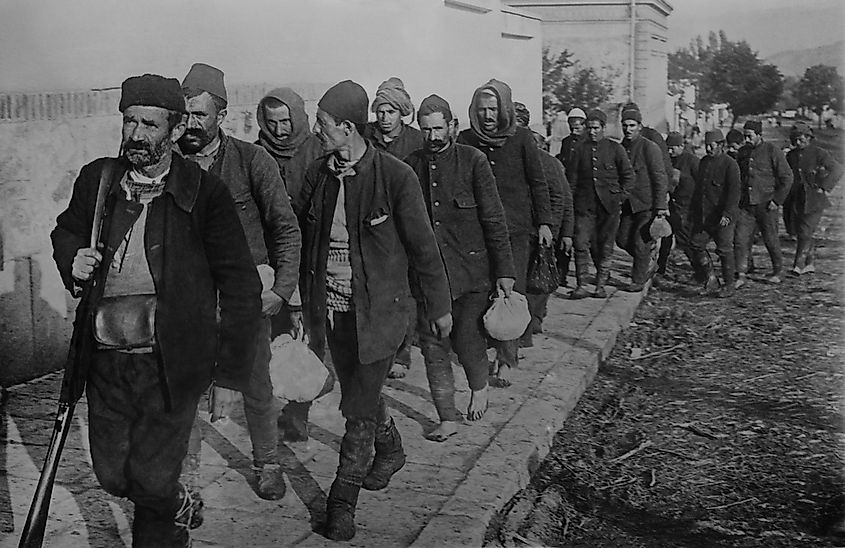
[51, 73, 260, 547]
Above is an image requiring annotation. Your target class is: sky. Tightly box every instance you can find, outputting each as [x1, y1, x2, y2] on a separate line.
[667, 0, 844, 57]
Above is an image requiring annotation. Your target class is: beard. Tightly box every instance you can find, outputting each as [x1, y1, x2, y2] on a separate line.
[123, 136, 171, 169]
[178, 126, 215, 154]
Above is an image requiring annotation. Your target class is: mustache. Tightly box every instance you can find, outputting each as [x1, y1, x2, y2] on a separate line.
[124, 141, 151, 152]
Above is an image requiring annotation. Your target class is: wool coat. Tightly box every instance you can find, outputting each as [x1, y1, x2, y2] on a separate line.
[51, 154, 261, 406]
[294, 144, 451, 365]
[692, 152, 741, 228]
[737, 140, 793, 206]
[621, 135, 669, 213]
[567, 138, 635, 214]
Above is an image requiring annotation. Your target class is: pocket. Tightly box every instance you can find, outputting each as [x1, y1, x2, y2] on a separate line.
[454, 195, 478, 208]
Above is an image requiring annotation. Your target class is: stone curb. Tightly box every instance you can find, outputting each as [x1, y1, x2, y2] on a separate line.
[411, 286, 646, 547]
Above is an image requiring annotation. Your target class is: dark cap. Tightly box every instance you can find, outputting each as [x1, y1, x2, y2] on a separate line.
[182, 63, 227, 104]
[666, 131, 684, 147]
[417, 94, 453, 122]
[119, 74, 187, 114]
[586, 109, 607, 125]
[743, 120, 763, 134]
[705, 129, 725, 145]
[621, 108, 642, 123]
[791, 121, 813, 138]
[318, 80, 369, 126]
[726, 128, 743, 145]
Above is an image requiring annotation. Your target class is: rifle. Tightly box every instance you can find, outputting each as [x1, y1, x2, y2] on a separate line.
[19, 160, 115, 547]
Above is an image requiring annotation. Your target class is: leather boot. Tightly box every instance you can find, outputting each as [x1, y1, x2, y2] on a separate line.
[570, 252, 590, 299]
[325, 418, 376, 541]
[362, 416, 405, 491]
[592, 267, 610, 298]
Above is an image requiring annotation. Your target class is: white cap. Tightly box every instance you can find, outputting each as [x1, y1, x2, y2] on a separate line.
[567, 107, 586, 119]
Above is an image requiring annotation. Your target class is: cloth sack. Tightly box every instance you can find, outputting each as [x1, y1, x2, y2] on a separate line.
[649, 216, 673, 239]
[483, 291, 531, 341]
[269, 331, 329, 402]
[527, 244, 559, 294]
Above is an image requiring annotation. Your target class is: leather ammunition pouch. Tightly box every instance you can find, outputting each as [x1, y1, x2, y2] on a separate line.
[93, 294, 157, 349]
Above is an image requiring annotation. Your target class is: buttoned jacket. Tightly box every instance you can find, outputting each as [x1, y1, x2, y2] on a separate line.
[786, 144, 842, 213]
[622, 135, 669, 212]
[567, 138, 635, 214]
[737, 140, 793, 206]
[692, 153, 741, 227]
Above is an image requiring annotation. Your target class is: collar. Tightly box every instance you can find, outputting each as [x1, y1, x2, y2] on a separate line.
[109, 154, 199, 212]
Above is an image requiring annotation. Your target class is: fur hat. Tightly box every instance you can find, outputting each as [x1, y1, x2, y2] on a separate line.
[119, 74, 186, 113]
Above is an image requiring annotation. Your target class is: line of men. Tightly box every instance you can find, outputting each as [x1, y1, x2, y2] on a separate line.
[51, 61, 841, 547]
[557, 107, 841, 298]
[51, 67, 572, 547]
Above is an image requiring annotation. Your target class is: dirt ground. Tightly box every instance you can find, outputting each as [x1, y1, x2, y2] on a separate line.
[486, 127, 845, 548]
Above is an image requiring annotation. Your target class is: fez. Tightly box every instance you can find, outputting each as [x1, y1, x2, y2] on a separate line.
[743, 120, 763, 134]
[621, 108, 642, 123]
[182, 63, 228, 104]
[705, 129, 725, 145]
[587, 109, 607, 125]
[666, 131, 684, 147]
[417, 94, 453, 122]
[726, 128, 744, 145]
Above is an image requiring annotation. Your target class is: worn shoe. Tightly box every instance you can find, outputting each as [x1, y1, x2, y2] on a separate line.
[735, 274, 747, 289]
[788, 266, 802, 276]
[174, 485, 204, 531]
[569, 286, 590, 299]
[764, 273, 782, 284]
[697, 274, 720, 295]
[803, 264, 816, 274]
[621, 282, 645, 293]
[254, 463, 286, 500]
[592, 286, 608, 298]
[325, 503, 356, 541]
[718, 284, 736, 298]
[362, 418, 406, 491]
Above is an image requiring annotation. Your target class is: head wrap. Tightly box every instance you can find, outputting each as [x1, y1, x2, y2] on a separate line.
[621, 108, 642, 123]
[181, 63, 227, 105]
[567, 107, 586, 120]
[468, 79, 517, 148]
[743, 120, 763, 134]
[666, 131, 684, 147]
[417, 94, 453, 122]
[119, 74, 186, 113]
[318, 80, 369, 126]
[704, 129, 725, 145]
[586, 109, 607, 125]
[514, 102, 530, 126]
[256, 87, 311, 160]
[370, 77, 414, 117]
[725, 128, 744, 145]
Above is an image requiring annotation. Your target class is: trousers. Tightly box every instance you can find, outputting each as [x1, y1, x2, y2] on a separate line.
[734, 203, 783, 275]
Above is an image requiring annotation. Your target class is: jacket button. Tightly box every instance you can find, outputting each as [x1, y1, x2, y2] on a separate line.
[435, 221, 441, 226]
[490, 161, 496, 166]
[432, 182, 438, 187]
[434, 201, 440, 206]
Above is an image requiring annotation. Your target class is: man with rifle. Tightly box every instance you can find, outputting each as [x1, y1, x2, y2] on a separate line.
[47, 73, 261, 547]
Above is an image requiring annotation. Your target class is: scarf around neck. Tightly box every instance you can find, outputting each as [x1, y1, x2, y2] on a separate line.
[257, 87, 311, 160]
[468, 79, 517, 148]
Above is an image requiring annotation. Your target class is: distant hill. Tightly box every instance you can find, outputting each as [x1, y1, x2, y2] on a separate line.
[765, 41, 845, 78]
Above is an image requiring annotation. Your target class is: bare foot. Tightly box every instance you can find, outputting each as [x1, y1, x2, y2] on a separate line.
[467, 387, 488, 421]
[491, 365, 511, 388]
[425, 421, 458, 442]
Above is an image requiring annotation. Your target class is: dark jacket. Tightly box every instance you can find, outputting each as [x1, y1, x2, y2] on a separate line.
[622, 135, 669, 212]
[257, 132, 324, 202]
[294, 144, 451, 364]
[365, 122, 425, 161]
[737, 140, 793, 206]
[208, 131, 301, 301]
[692, 152, 741, 227]
[568, 138, 635, 214]
[556, 134, 580, 172]
[405, 142, 515, 299]
[51, 155, 261, 406]
[785, 144, 842, 213]
[641, 126, 674, 193]
[539, 151, 574, 239]
[458, 126, 552, 235]
[671, 150, 700, 211]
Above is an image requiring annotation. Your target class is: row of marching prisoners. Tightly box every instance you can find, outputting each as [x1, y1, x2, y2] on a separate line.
[43, 62, 840, 547]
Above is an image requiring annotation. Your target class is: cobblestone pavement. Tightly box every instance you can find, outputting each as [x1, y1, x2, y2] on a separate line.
[0, 254, 643, 548]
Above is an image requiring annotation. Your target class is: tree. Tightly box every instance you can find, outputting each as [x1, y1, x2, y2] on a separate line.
[797, 64, 845, 127]
[701, 39, 783, 126]
[542, 47, 615, 122]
